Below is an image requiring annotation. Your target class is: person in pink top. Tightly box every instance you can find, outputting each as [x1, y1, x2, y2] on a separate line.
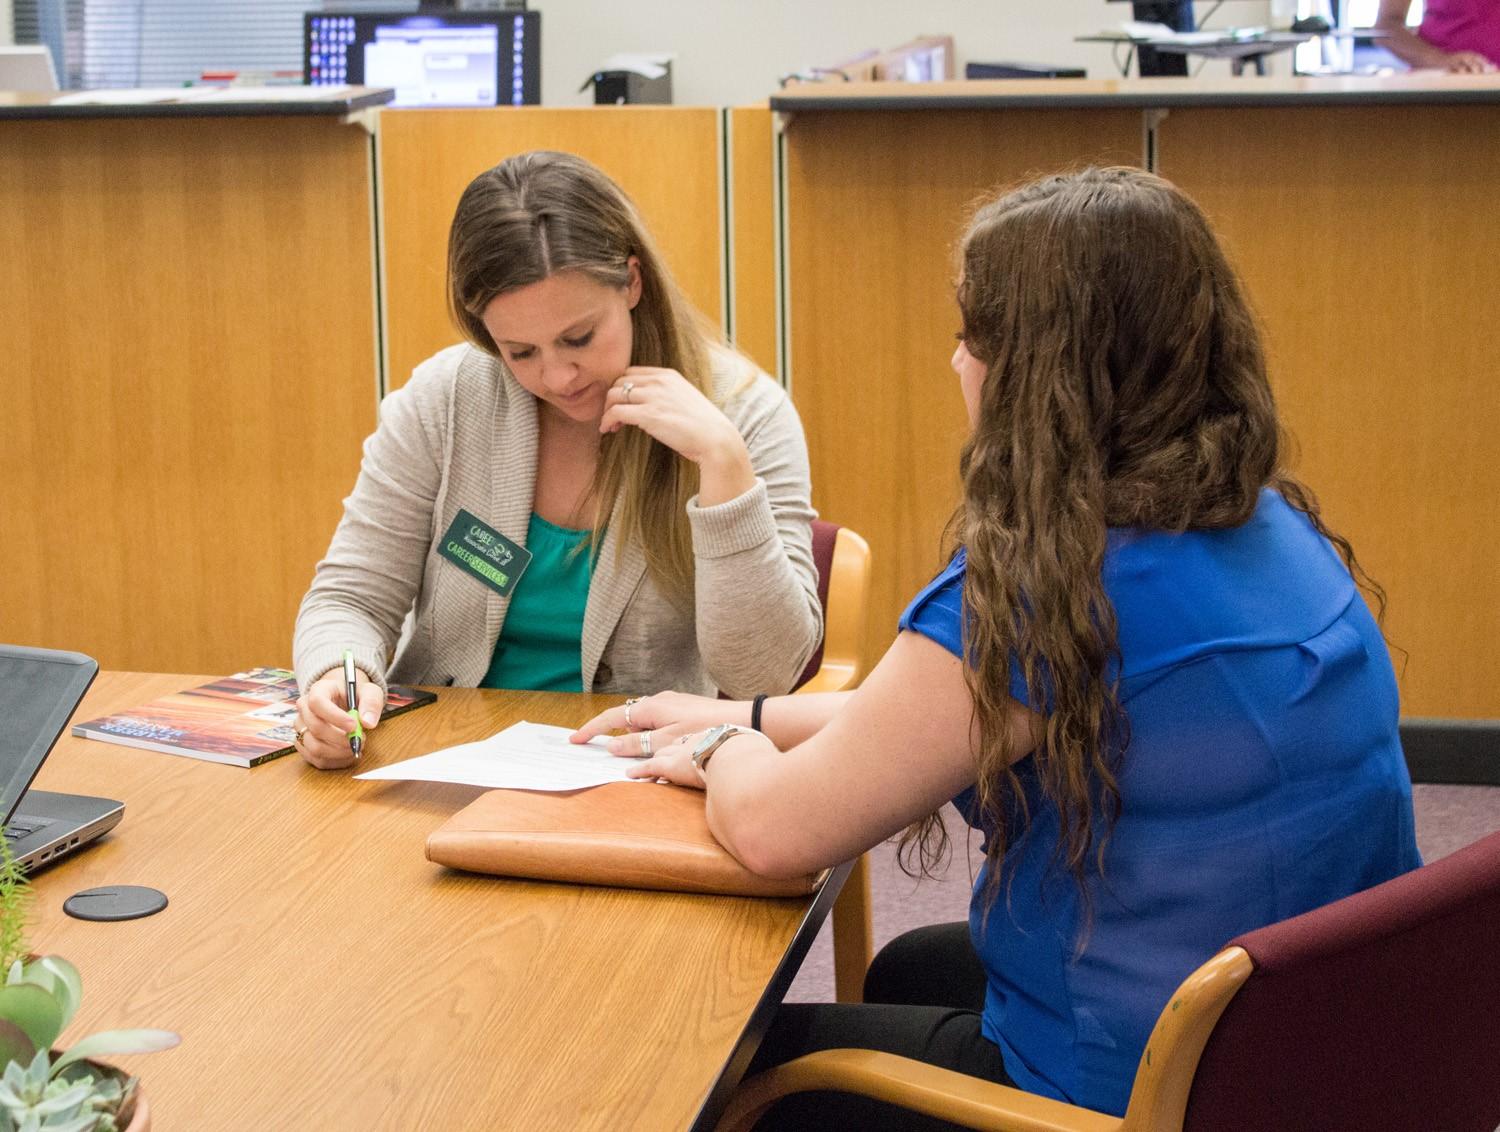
[1376, 0, 1500, 71]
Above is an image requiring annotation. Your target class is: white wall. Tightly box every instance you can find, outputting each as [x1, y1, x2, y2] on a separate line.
[0, 0, 13, 47]
[528, 0, 1275, 108]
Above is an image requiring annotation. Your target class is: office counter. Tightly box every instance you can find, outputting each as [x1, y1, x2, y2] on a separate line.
[770, 75, 1500, 719]
[0, 87, 391, 119]
[768, 72, 1500, 111]
[0, 91, 389, 678]
[8, 81, 1497, 718]
[29, 675, 841, 1130]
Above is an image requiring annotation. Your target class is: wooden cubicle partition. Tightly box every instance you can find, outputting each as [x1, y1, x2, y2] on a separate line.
[782, 109, 1143, 668]
[1157, 105, 1500, 719]
[0, 115, 378, 675]
[378, 107, 727, 390]
[728, 106, 778, 377]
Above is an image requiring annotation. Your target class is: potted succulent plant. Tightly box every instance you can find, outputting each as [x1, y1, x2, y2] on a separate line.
[0, 842, 177, 1131]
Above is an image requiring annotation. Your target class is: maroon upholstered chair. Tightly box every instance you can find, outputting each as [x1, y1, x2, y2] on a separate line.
[1184, 826, 1500, 1132]
[718, 831, 1500, 1132]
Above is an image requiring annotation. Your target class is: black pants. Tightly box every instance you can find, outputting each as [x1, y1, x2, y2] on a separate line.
[746, 922, 1013, 1131]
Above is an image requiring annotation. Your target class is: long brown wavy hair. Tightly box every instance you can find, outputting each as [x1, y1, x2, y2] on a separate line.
[447, 150, 714, 601]
[902, 167, 1383, 918]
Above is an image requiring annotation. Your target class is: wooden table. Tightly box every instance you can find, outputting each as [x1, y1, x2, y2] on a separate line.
[26, 673, 844, 1130]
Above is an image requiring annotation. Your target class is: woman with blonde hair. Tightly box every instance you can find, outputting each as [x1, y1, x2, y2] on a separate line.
[293, 150, 820, 769]
[575, 167, 1420, 1127]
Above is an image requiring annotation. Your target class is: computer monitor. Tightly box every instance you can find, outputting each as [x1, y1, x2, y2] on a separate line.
[305, 10, 540, 107]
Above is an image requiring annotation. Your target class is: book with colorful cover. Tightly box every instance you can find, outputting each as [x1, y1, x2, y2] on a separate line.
[71, 667, 437, 768]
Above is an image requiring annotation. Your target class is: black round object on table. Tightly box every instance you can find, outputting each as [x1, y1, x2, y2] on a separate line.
[62, 886, 168, 922]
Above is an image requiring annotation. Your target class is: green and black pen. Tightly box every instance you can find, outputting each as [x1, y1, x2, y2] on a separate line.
[343, 649, 364, 759]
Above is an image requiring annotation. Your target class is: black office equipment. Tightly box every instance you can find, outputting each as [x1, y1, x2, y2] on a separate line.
[0, 645, 123, 872]
[587, 64, 672, 105]
[966, 61, 1087, 79]
[305, 10, 541, 107]
[1112, 0, 1196, 75]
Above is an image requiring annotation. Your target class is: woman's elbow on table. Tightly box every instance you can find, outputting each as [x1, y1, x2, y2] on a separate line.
[707, 793, 825, 880]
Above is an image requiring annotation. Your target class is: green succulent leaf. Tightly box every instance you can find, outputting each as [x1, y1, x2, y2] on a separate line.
[0, 1022, 35, 1073]
[3, 1060, 27, 1094]
[51, 1031, 179, 1077]
[14, 971, 51, 1002]
[2, 966, 20, 989]
[28, 1081, 89, 1117]
[33, 1117, 93, 1132]
[31, 964, 78, 1035]
[22, 1051, 48, 1096]
[0, 992, 61, 1065]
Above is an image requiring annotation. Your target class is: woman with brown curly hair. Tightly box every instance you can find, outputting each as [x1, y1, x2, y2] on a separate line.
[574, 166, 1420, 1127]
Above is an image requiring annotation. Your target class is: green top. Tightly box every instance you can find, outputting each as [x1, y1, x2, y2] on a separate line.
[482, 514, 593, 692]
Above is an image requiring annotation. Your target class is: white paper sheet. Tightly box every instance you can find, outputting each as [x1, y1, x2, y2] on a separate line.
[354, 720, 646, 792]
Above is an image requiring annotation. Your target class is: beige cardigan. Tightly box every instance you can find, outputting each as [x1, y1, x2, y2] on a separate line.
[293, 343, 822, 699]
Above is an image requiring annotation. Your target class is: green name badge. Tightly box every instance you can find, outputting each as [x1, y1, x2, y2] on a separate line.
[438, 508, 533, 598]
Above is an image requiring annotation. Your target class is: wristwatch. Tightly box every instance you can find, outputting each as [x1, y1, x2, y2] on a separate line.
[690, 724, 754, 775]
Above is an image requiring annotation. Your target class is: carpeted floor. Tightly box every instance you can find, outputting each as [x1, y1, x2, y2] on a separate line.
[785, 782, 1500, 1003]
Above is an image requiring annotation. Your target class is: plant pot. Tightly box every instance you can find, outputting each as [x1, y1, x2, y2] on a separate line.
[50, 1055, 151, 1132]
[120, 1082, 150, 1132]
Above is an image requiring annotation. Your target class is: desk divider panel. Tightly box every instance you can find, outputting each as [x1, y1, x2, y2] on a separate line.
[1156, 104, 1500, 719]
[782, 109, 1143, 670]
[728, 106, 779, 379]
[378, 107, 726, 392]
[0, 115, 378, 675]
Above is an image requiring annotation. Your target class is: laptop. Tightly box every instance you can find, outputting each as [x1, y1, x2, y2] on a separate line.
[0, 46, 60, 94]
[0, 645, 123, 871]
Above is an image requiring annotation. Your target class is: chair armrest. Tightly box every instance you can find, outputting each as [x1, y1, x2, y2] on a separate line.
[791, 663, 859, 695]
[715, 1048, 1123, 1132]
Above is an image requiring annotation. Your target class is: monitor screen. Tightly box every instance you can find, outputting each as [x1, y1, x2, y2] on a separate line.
[305, 11, 540, 107]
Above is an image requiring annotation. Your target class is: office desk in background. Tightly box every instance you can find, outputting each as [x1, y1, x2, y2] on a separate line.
[26, 674, 844, 1130]
[771, 73, 1500, 722]
[0, 90, 391, 682]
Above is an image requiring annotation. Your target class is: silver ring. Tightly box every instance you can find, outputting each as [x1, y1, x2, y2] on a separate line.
[638, 730, 653, 757]
[621, 380, 635, 404]
[624, 697, 641, 728]
[294, 726, 307, 745]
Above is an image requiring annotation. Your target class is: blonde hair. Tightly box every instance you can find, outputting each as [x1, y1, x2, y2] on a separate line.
[447, 150, 713, 600]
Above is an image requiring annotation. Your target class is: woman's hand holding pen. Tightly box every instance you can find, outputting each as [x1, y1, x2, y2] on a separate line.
[296, 668, 385, 770]
[599, 367, 756, 505]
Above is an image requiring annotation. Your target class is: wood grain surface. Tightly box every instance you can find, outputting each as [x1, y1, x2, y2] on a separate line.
[28, 675, 817, 1130]
[1158, 105, 1500, 717]
[378, 108, 726, 391]
[729, 107, 778, 378]
[783, 109, 1143, 668]
[0, 117, 378, 676]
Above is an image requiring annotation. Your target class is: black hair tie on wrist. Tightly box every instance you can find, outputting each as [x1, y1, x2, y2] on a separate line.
[751, 693, 768, 733]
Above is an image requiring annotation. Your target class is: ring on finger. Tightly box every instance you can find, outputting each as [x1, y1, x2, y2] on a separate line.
[294, 725, 308, 745]
[624, 697, 640, 728]
[621, 380, 636, 404]
[638, 730, 653, 757]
